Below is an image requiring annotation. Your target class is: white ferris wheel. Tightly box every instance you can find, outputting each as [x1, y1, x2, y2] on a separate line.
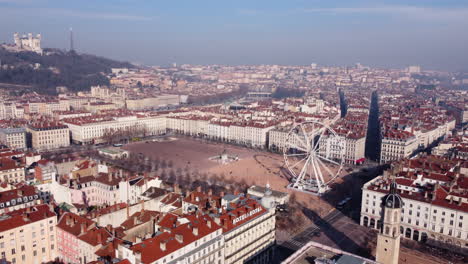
[283, 121, 346, 195]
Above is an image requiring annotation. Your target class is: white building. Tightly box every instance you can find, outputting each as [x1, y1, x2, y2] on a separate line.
[63, 113, 167, 144]
[361, 156, 468, 252]
[118, 214, 224, 264]
[0, 128, 27, 150]
[380, 130, 418, 164]
[13, 32, 42, 54]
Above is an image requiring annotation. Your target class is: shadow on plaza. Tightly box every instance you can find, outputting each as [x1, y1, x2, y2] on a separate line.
[301, 207, 365, 253]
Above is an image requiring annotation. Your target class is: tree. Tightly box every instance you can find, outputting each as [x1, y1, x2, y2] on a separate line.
[161, 160, 167, 169]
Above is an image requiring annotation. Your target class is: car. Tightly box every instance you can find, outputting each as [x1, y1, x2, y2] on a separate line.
[113, 143, 123, 147]
[337, 197, 352, 209]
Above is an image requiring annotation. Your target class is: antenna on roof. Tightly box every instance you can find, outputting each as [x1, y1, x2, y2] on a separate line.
[69, 27, 74, 52]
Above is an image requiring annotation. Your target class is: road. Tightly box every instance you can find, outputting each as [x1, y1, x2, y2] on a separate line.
[278, 209, 345, 250]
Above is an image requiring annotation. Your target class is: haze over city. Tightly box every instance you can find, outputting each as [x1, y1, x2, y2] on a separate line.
[1, 0, 468, 70]
[0, 1, 467, 264]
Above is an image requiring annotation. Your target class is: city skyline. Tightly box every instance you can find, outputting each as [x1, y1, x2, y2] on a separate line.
[1, 0, 468, 71]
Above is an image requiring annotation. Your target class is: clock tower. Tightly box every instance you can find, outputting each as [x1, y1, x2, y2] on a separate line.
[376, 180, 403, 264]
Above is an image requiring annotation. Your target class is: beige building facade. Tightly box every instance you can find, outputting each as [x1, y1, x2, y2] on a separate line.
[27, 122, 70, 151]
[0, 204, 57, 264]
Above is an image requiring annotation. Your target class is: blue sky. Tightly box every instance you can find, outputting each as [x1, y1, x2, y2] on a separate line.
[1, 0, 467, 71]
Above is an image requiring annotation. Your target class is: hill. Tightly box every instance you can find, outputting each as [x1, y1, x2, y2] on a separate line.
[0, 47, 134, 95]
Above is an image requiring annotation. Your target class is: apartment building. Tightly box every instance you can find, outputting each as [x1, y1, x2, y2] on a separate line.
[121, 214, 224, 264]
[0, 157, 25, 183]
[34, 159, 56, 182]
[27, 121, 70, 151]
[220, 197, 276, 264]
[182, 189, 276, 264]
[0, 103, 24, 120]
[0, 204, 57, 264]
[57, 212, 112, 264]
[380, 130, 418, 164]
[26, 100, 70, 116]
[63, 112, 166, 144]
[0, 128, 27, 150]
[0, 185, 40, 214]
[361, 156, 468, 252]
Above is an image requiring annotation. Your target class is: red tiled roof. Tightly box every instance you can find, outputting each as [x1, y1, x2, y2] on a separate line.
[0, 185, 38, 204]
[0, 204, 55, 232]
[131, 214, 221, 263]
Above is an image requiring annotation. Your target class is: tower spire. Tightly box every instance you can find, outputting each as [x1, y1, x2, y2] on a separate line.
[70, 27, 74, 52]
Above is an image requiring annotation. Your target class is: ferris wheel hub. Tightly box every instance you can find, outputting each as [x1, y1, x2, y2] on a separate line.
[283, 121, 346, 195]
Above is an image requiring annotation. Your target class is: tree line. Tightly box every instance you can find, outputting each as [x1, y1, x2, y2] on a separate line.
[0, 48, 133, 94]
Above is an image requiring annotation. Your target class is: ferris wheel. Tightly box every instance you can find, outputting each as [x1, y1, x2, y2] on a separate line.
[283, 121, 345, 195]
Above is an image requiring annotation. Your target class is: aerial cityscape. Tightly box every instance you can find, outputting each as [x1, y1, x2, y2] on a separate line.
[0, 1, 467, 264]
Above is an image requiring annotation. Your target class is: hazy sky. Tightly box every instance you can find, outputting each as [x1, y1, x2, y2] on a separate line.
[1, 0, 468, 71]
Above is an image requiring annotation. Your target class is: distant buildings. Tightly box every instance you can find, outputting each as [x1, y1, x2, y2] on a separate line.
[407, 65, 421, 74]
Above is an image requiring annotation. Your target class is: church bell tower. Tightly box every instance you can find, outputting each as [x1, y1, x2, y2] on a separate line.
[376, 179, 403, 264]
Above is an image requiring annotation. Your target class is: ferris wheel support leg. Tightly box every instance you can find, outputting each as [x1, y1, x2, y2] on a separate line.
[317, 157, 336, 183]
[293, 155, 311, 189]
[311, 158, 325, 192]
[309, 157, 322, 191]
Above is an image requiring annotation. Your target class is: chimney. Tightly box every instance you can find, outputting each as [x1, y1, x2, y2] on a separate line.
[80, 223, 86, 235]
[208, 189, 213, 196]
[220, 191, 225, 198]
[22, 213, 29, 222]
[175, 234, 183, 244]
[196, 186, 202, 192]
[192, 227, 199, 236]
[97, 232, 102, 244]
[174, 184, 180, 194]
[133, 216, 138, 226]
[17, 189, 23, 196]
[214, 217, 221, 225]
[108, 173, 112, 183]
[160, 241, 167, 251]
[207, 220, 212, 228]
